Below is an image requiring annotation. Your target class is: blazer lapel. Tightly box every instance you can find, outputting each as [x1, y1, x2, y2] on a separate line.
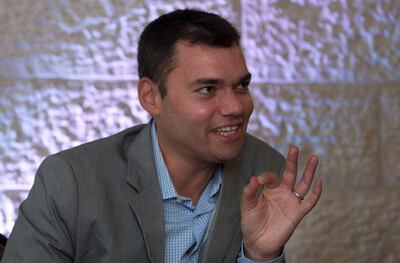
[199, 134, 286, 263]
[199, 158, 245, 263]
[125, 123, 164, 263]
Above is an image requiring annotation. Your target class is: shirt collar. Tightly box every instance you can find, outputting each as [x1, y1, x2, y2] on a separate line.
[151, 121, 222, 201]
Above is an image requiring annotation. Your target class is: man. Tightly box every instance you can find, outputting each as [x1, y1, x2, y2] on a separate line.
[0, 233, 7, 260]
[2, 9, 322, 263]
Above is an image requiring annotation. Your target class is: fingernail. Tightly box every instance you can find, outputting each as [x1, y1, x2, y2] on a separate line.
[257, 175, 265, 184]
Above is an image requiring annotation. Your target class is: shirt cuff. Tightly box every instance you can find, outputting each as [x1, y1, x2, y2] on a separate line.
[236, 243, 285, 263]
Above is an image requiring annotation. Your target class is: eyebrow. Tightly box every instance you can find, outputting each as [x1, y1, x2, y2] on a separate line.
[236, 73, 252, 86]
[190, 72, 252, 87]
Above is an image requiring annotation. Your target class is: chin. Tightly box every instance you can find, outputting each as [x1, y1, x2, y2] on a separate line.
[214, 149, 242, 163]
[207, 139, 245, 163]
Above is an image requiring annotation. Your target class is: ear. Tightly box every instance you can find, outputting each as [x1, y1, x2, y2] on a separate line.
[138, 77, 161, 117]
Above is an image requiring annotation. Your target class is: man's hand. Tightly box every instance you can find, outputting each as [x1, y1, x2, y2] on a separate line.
[240, 145, 323, 261]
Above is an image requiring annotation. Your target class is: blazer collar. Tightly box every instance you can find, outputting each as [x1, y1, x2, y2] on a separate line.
[125, 123, 164, 263]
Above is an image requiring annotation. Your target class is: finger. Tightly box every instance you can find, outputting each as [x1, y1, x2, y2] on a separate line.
[241, 176, 261, 210]
[302, 179, 323, 214]
[258, 172, 279, 189]
[294, 155, 319, 198]
[280, 145, 299, 190]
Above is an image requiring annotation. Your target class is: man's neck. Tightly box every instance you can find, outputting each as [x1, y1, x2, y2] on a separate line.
[152, 120, 220, 205]
[162, 150, 217, 205]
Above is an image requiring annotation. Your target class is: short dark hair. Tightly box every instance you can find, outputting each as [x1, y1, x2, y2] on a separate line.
[138, 9, 240, 97]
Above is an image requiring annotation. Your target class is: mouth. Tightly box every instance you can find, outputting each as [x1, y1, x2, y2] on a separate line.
[214, 125, 240, 137]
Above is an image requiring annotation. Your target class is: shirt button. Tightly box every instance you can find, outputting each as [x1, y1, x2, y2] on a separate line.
[176, 198, 182, 204]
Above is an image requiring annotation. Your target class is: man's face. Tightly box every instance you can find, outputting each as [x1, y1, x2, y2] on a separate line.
[154, 41, 254, 166]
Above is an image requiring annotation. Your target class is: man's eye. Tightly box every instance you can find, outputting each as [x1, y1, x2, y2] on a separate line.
[238, 81, 250, 90]
[197, 86, 214, 94]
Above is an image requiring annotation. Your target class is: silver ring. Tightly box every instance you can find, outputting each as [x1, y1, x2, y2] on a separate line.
[293, 191, 304, 200]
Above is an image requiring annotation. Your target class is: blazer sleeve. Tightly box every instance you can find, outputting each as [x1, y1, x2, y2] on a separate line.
[2, 155, 77, 262]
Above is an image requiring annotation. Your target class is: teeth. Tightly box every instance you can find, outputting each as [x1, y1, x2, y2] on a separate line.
[217, 125, 238, 132]
[216, 125, 239, 136]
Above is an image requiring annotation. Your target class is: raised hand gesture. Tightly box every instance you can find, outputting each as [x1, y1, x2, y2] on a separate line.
[240, 145, 323, 261]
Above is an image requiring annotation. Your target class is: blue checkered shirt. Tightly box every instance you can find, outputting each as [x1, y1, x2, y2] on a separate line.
[151, 122, 284, 263]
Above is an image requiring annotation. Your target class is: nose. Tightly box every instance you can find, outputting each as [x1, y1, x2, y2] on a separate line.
[218, 89, 244, 116]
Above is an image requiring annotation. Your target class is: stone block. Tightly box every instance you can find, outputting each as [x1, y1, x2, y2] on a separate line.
[0, 0, 238, 79]
[0, 78, 149, 185]
[0, 0, 145, 79]
[248, 84, 380, 187]
[241, 0, 400, 82]
[0, 189, 28, 236]
[286, 187, 400, 262]
[380, 84, 400, 186]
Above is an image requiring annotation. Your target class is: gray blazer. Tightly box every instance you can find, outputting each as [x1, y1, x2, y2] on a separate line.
[2, 123, 285, 263]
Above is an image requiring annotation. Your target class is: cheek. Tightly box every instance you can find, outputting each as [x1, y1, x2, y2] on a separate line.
[182, 101, 215, 122]
[242, 96, 254, 116]
[248, 99, 254, 115]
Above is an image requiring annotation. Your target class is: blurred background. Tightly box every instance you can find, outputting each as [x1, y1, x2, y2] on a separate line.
[0, 0, 399, 262]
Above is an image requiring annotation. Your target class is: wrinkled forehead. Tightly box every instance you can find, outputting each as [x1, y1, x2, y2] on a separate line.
[175, 40, 245, 65]
[167, 41, 249, 85]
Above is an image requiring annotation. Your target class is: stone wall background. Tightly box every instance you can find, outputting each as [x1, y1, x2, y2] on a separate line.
[0, 0, 399, 262]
